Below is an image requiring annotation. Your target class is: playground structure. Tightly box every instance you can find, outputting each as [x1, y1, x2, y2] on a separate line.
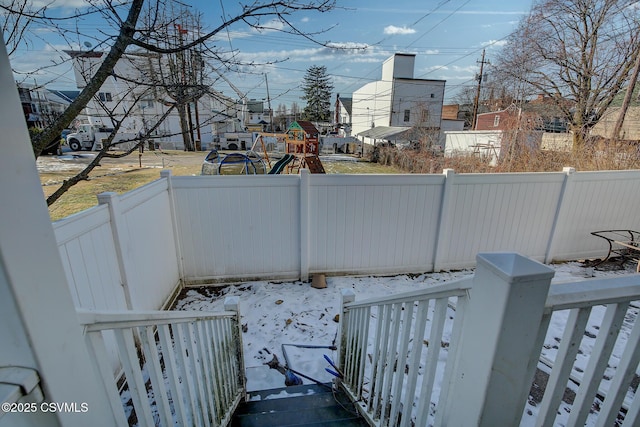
[201, 148, 294, 176]
[284, 121, 326, 174]
[202, 124, 326, 175]
[201, 149, 267, 175]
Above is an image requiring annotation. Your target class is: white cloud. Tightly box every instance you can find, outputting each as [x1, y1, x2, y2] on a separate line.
[383, 25, 416, 35]
[301, 17, 310, 23]
[482, 39, 508, 48]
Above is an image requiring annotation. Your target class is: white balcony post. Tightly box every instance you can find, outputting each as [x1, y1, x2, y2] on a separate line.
[443, 253, 555, 426]
[0, 39, 117, 426]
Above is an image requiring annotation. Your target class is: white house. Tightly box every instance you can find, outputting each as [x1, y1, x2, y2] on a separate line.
[67, 50, 239, 150]
[334, 94, 353, 137]
[352, 53, 446, 148]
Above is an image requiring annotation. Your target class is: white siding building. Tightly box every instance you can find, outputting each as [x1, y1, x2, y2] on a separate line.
[68, 50, 238, 150]
[352, 53, 445, 147]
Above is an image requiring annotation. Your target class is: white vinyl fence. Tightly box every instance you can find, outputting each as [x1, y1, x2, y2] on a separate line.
[55, 167, 640, 307]
[54, 173, 181, 311]
[170, 168, 640, 284]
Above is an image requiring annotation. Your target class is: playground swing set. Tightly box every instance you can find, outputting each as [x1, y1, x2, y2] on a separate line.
[201, 121, 326, 176]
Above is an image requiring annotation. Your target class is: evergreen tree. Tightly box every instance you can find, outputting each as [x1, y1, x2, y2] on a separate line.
[301, 65, 333, 122]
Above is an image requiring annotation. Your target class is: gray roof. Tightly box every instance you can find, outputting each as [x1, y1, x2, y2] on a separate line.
[339, 97, 352, 115]
[357, 126, 413, 140]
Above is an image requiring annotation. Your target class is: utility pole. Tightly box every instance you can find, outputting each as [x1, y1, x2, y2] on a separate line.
[264, 73, 273, 132]
[471, 49, 489, 130]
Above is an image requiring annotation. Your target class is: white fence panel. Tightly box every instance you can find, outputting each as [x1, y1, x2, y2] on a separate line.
[54, 205, 127, 310]
[118, 179, 180, 310]
[549, 170, 640, 262]
[172, 175, 301, 283]
[308, 174, 444, 275]
[55, 168, 640, 297]
[436, 172, 565, 270]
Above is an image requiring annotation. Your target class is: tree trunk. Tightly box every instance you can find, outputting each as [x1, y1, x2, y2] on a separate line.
[613, 50, 640, 140]
[31, 0, 144, 158]
[177, 104, 193, 151]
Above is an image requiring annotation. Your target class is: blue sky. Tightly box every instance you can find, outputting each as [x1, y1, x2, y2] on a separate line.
[7, 0, 533, 108]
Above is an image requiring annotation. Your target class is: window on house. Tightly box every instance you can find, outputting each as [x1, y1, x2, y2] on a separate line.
[404, 109, 410, 122]
[430, 93, 435, 98]
[98, 92, 113, 102]
[494, 115, 500, 127]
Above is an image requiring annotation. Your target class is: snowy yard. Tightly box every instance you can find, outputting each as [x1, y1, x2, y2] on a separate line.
[173, 260, 639, 426]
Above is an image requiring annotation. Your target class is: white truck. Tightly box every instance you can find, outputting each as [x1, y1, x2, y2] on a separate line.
[217, 132, 254, 151]
[66, 124, 136, 151]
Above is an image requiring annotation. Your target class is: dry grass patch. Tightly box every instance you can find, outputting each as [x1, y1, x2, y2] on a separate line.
[41, 151, 399, 221]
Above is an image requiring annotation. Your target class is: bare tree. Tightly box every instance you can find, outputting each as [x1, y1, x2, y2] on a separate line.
[493, 0, 640, 151]
[2, 0, 338, 204]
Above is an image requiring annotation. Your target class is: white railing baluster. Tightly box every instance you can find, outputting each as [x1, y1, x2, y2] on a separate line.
[186, 322, 209, 426]
[194, 321, 216, 425]
[204, 320, 224, 421]
[535, 307, 592, 427]
[415, 297, 447, 424]
[85, 331, 130, 427]
[346, 307, 360, 395]
[80, 309, 243, 427]
[370, 304, 391, 414]
[434, 293, 467, 425]
[388, 302, 414, 427]
[357, 306, 371, 399]
[622, 384, 640, 427]
[113, 328, 156, 426]
[380, 302, 404, 424]
[367, 304, 389, 412]
[339, 278, 472, 427]
[157, 324, 189, 426]
[568, 302, 629, 426]
[139, 326, 173, 426]
[595, 307, 640, 427]
[400, 299, 429, 427]
[219, 317, 234, 403]
[174, 322, 200, 426]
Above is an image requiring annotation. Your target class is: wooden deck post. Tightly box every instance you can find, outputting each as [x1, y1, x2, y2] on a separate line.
[442, 252, 555, 426]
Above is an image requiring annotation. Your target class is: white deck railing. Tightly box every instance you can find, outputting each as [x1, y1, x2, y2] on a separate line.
[78, 297, 245, 427]
[338, 253, 640, 426]
[338, 278, 472, 426]
[533, 276, 640, 426]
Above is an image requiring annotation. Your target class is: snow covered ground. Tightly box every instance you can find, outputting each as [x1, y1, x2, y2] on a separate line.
[173, 260, 639, 425]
